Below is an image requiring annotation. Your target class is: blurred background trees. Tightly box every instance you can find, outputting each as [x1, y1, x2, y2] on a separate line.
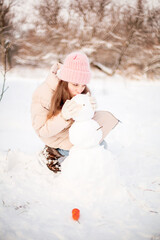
[0, 0, 17, 101]
[1, 0, 160, 79]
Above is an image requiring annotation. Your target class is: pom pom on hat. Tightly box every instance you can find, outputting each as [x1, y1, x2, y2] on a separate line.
[58, 52, 91, 85]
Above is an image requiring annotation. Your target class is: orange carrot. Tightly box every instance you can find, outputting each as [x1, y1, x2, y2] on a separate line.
[72, 208, 80, 221]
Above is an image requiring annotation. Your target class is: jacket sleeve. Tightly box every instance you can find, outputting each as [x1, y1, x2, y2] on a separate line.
[31, 96, 71, 138]
[38, 112, 71, 138]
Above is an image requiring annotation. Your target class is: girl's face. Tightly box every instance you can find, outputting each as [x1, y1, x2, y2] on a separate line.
[68, 83, 86, 97]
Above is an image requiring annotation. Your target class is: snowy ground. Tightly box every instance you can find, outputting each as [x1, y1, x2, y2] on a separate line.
[0, 67, 160, 240]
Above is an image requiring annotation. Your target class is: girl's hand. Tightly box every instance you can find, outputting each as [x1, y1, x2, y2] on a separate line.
[61, 100, 82, 120]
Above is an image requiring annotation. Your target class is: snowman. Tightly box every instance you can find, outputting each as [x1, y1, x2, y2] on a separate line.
[58, 94, 124, 204]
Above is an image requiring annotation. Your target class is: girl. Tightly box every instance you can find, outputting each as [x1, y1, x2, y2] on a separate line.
[31, 52, 118, 172]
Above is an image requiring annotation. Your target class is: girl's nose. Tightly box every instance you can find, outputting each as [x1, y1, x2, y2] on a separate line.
[77, 86, 83, 93]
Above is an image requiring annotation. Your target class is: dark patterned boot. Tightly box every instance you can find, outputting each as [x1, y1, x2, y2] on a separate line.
[42, 145, 63, 173]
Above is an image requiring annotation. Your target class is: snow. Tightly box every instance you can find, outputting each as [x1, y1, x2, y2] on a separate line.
[0, 67, 160, 240]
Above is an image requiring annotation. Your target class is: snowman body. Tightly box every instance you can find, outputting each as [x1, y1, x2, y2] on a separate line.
[69, 119, 102, 149]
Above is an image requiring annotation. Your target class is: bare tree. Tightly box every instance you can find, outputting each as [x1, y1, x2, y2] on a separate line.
[92, 0, 160, 78]
[69, 0, 111, 40]
[0, 0, 15, 101]
[14, 0, 160, 79]
[143, 7, 160, 79]
[109, 0, 147, 75]
[16, 0, 70, 66]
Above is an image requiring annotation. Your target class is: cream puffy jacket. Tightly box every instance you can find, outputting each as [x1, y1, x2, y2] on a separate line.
[31, 64, 118, 150]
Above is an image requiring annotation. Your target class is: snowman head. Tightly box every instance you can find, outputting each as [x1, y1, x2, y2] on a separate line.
[71, 94, 94, 121]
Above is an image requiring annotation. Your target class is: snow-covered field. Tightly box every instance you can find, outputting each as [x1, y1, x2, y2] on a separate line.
[0, 67, 160, 240]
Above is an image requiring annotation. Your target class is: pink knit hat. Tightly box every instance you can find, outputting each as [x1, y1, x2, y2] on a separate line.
[57, 52, 91, 85]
